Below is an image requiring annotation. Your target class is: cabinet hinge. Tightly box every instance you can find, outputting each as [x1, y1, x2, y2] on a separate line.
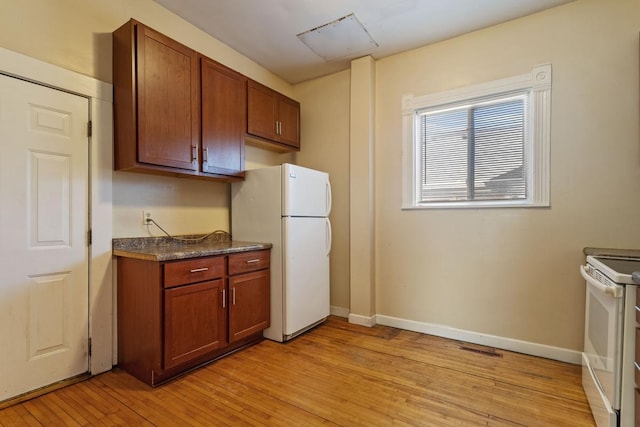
[87, 120, 92, 137]
[87, 229, 92, 246]
[88, 337, 92, 357]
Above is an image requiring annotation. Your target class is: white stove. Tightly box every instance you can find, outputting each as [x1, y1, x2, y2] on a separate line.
[581, 255, 640, 427]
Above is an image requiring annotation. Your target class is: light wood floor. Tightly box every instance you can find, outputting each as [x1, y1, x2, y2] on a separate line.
[0, 316, 595, 426]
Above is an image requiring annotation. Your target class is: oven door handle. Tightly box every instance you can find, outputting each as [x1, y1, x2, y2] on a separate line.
[580, 265, 624, 298]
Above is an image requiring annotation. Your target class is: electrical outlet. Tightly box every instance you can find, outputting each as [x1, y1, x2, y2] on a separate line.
[142, 210, 152, 225]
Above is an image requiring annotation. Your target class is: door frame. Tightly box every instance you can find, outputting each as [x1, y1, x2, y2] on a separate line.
[0, 47, 114, 375]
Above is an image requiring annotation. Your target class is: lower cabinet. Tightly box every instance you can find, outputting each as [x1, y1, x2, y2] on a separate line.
[164, 279, 227, 369]
[229, 270, 270, 343]
[117, 249, 270, 386]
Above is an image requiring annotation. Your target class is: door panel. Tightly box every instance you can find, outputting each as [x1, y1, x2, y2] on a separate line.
[29, 152, 71, 246]
[29, 273, 72, 359]
[0, 74, 89, 401]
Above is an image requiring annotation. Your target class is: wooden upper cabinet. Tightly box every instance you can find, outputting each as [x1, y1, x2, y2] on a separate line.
[113, 19, 301, 180]
[113, 19, 199, 173]
[247, 79, 300, 150]
[200, 56, 246, 178]
[113, 19, 245, 181]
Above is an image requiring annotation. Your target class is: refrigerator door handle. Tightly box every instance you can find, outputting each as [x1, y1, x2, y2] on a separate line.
[326, 218, 332, 256]
[326, 180, 332, 216]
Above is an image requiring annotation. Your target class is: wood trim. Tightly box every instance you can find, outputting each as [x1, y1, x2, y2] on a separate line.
[0, 373, 89, 410]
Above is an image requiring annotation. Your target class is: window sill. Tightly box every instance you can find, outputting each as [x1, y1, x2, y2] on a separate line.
[401, 200, 550, 210]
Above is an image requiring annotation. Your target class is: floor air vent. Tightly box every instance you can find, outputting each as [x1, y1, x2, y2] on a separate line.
[459, 343, 503, 357]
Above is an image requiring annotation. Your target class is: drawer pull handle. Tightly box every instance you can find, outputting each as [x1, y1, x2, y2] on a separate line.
[190, 267, 209, 273]
[246, 259, 260, 264]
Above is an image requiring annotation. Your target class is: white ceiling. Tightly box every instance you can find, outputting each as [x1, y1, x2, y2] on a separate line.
[153, 0, 574, 84]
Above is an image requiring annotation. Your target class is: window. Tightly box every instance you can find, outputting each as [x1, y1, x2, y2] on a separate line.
[402, 64, 551, 209]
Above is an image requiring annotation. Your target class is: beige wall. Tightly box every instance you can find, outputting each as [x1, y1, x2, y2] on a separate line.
[6, 0, 639, 354]
[293, 70, 352, 311]
[0, 0, 293, 93]
[294, 0, 640, 353]
[1, 0, 291, 237]
[372, 0, 640, 351]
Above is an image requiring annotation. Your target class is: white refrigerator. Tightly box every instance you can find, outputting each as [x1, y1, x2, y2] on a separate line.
[231, 163, 332, 342]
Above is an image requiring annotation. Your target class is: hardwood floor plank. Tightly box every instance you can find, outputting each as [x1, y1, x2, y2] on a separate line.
[61, 377, 151, 425]
[0, 316, 595, 426]
[39, 393, 91, 425]
[92, 371, 216, 426]
[0, 405, 42, 427]
[22, 398, 78, 426]
[224, 342, 497, 425]
[178, 370, 332, 426]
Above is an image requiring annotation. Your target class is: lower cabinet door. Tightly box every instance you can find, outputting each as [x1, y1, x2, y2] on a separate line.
[229, 270, 270, 343]
[164, 279, 227, 369]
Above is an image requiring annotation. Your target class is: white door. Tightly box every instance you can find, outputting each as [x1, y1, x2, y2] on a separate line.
[282, 217, 330, 336]
[282, 163, 331, 217]
[0, 74, 89, 401]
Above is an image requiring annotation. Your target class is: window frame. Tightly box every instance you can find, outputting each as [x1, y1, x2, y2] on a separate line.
[402, 64, 551, 210]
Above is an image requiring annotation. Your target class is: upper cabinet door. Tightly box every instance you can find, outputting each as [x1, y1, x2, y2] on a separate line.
[277, 96, 300, 149]
[247, 79, 300, 151]
[200, 56, 246, 177]
[136, 24, 199, 171]
[247, 80, 278, 141]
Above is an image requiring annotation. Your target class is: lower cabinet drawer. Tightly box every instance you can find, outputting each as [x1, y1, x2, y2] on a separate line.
[228, 250, 270, 275]
[164, 256, 225, 288]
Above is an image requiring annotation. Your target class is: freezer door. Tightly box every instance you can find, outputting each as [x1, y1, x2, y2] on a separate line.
[282, 217, 330, 336]
[282, 163, 331, 217]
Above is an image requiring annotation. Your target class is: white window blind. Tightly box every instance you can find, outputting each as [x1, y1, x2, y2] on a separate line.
[418, 93, 528, 203]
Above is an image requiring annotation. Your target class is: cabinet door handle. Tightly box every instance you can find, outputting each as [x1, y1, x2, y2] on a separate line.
[222, 288, 226, 308]
[190, 267, 209, 273]
[232, 287, 236, 305]
[278, 121, 282, 135]
[246, 259, 260, 264]
[191, 145, 198, 162]
[202, 147, 208, 164]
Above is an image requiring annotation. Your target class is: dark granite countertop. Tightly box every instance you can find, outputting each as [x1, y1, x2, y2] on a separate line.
[583, 247, 640, 258]
[113, 232, 271, 261]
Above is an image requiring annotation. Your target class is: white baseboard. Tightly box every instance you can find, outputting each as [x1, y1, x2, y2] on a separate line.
[330, 306, 350, 318]
[376, 314, 582, 365]
[347, 313, 377, 327]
